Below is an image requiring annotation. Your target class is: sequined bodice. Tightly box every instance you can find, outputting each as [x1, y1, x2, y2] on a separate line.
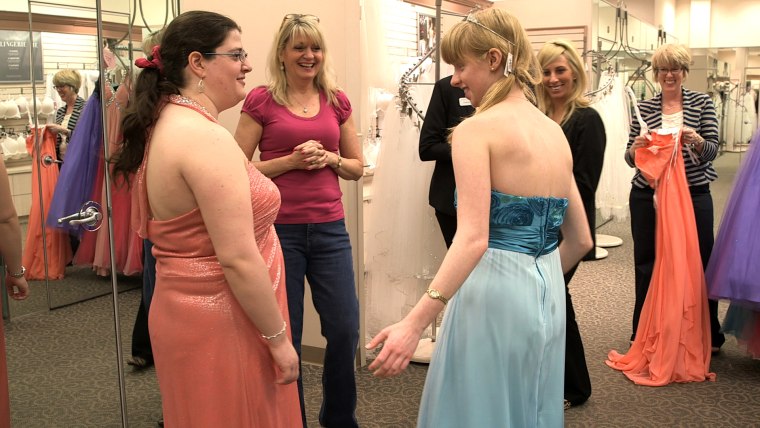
[138, 96, 283, 287]
[487, 191, 568, 257]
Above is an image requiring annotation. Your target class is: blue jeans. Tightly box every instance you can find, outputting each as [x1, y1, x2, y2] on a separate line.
[275, 220, 360, 428]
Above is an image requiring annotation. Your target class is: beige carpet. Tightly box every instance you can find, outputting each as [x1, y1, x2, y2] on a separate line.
[6, 153, 760, 427]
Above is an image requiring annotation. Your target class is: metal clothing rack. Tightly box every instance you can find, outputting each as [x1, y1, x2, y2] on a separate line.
[397, 2, 473, 125]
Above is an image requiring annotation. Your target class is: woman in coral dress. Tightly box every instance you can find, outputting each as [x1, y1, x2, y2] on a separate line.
[112, 11, 301, 427]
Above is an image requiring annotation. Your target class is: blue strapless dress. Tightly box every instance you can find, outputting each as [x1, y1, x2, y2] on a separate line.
[417, 191, 568, 428]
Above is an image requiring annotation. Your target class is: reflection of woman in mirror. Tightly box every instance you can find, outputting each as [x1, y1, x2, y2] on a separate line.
[46, 69, 85, 163]
[1, 145, 31, 426]
[113, 10, 301, 426]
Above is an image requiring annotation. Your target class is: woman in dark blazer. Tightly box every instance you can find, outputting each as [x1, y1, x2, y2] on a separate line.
[625, 43, 724, 352]
[419, 75, 475, 248]
[537, 39, 606, 409]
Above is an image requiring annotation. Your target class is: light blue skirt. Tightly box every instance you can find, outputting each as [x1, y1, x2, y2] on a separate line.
[417, 247, 566, 428]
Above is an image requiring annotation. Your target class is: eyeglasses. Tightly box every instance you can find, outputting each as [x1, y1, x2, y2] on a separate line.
[203, 50, 249, 63]
[282, 14, 320, 24]
[464, 14, 514, 47]
[53, 85, 69, 90]
[655, 67, 682, 75]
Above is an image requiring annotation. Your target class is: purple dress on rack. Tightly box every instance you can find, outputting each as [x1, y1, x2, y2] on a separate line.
[46, 90, 102, 235]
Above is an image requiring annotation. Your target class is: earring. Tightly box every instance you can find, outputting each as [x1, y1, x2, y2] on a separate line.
[197, 78, 205, 94]
[280, 63, 285, 71]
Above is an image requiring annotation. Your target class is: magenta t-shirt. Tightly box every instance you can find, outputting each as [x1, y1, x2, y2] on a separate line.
[241, 86, 352, 224]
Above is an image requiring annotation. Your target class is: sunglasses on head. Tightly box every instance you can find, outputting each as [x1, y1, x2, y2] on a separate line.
[282, 14, 320, 24]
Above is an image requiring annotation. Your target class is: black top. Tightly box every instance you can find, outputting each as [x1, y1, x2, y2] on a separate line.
[418, 75, 475, 216]
[561, 107, 606, 260]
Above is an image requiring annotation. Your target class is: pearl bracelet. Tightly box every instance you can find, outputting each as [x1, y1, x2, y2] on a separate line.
[261, 321, 287, 341]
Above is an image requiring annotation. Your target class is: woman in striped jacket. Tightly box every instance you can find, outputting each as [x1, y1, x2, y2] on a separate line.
[47, 69, 85, 164]
[625, 43, 724, 353]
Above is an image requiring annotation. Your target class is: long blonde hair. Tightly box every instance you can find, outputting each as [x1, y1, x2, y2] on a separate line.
[536, 39, 590, 125]
[266, 15, 340, 107]
[440, 8, 541, 113]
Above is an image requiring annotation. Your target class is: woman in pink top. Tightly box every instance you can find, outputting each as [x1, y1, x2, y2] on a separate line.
[235, 13, 363, 428]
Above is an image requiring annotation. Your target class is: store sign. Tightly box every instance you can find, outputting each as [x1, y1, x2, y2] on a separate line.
[0, 30, 44, 82]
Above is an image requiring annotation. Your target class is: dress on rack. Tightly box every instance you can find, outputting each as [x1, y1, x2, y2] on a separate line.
[592, 75, 634, 221]
[134, 96, 301, 427]
[706, 129, 760, 358]
[46, 90, 102, 236]
[74, 82, 142, 276]
[22, 127, 72, 279]
[418, 192, 567, 427]
[606, 129, 714, 385]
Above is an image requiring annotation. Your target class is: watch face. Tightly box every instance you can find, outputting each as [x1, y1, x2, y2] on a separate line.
[428, 289, 439, 298]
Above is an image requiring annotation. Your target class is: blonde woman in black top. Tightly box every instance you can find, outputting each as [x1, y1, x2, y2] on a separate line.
[537, 39, 606, 409]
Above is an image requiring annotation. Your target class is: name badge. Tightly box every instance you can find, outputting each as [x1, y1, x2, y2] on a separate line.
[459, 97, 472, 107]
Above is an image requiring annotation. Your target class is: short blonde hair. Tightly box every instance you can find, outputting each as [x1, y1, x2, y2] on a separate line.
[142, 30, 163, 55]
[536, 40, 589, 125]
[440, 8, 541, 112]
[652, 44, 691, 78]
[53, 69, 82, 92]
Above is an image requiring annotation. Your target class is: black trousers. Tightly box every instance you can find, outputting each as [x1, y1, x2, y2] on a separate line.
[629, 185, 725, 348]
[131, 295, 153, 361]
[563, 265, 592, 406]
[434, 210, 457, 249]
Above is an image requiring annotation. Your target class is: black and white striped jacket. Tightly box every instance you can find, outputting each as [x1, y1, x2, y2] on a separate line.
[625, 87, 719, 189]
[54, 96, 85, 152]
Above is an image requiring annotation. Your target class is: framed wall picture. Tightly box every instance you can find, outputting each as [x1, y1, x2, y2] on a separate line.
[0, 30, 44, 82]
[417, 13, 436, 57]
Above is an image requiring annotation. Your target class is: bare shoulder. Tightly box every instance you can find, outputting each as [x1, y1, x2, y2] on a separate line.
[452, 112, 499, 144]
[154, 105, 242, 159]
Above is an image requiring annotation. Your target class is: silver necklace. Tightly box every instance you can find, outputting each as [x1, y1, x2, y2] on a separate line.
[290, 91, 314, 114]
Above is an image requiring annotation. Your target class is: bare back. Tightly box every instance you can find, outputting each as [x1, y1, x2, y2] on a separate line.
[145, 103, 250, 222]
[468, 98, 574, 200]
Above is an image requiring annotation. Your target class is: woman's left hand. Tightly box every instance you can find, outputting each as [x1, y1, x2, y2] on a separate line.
[294, 140, 328, 170]
[366, 319, 424, 378]
[47, 124, 67, 135]
[5, 275, 29, 300]
[682, 127, 704, 150]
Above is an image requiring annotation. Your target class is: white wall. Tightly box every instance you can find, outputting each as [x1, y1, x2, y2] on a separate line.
[710, 0, 760, 48]
[494, 0, 592, 30]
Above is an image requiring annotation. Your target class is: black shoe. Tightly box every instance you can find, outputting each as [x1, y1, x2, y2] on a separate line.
[157, 417, 164, 427]
[564, 399, 571, 410]
[127, 356, 154, 369]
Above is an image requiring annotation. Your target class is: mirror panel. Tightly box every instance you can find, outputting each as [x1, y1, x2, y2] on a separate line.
[3, 0, 180, 424]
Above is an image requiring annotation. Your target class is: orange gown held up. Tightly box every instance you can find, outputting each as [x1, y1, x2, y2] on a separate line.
[606, 128, 715, 386]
